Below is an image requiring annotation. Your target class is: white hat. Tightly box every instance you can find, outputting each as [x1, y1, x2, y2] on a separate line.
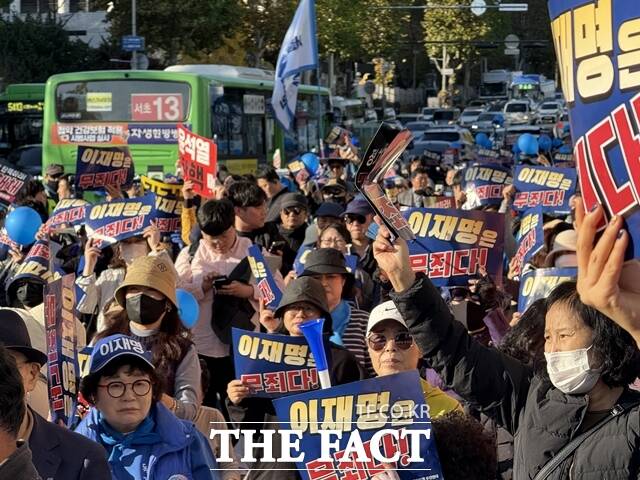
[544, 229, 577, 267]
[367, 301, 408, 335]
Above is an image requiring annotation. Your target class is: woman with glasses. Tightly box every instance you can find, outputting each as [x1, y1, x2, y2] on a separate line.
[366, 301, 462, 418]
[226, 276, 364, 480]
[75, 334, 219, 480]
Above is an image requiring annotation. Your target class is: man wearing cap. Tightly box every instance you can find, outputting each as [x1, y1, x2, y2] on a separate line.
[320, 178, 350, 207]
[277, 193, 309, 274]
[303, 201, 345, 246]
[344, 195, 377, 277]
[0, 310, 110, 479]
[44, 164, 64, 213]
[256, 165, 289, 223]
[367, 301, 463, 418]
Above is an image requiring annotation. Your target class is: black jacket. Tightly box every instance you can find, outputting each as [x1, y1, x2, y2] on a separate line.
[278, 223, 307, 274]
[391, 274, 640, 480]
[0, 441, 41, 480]
[265, 187, 290, 223]
[29, 409, 110, 480]
[227, 343, 366, 480]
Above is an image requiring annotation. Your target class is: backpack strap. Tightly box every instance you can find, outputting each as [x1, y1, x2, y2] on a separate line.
[532, 396, 640, 480]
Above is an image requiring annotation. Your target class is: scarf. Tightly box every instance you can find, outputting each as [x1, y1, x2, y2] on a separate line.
[98, 408, 162, 480]
[330, 300, 351, 346]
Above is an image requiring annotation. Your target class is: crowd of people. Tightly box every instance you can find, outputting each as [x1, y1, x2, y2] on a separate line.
[0, 125, 639, 480]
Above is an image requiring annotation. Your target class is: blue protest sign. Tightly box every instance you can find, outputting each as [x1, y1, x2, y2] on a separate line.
[462, 163, 513, 208]
[75, 145, 134, 192]
[9, 238, 63, 285]
[85, 193, 156, 248]
[403, 208, 504, 287]
[140, 176, 183, 234]
[0, 228, 19, 260]
[512, 207, 545, 278]
[273, 370, 443, 480]
[518, 267, 577, 313]
[513, 165, 577, 215]
[44, 274, 79, 428]
[232, 328, 329, 399]
[45, 198, 89, 233]
[247, 244, 283, 310]
[293, 245, 315, 276]
[549, 0, 640, 257]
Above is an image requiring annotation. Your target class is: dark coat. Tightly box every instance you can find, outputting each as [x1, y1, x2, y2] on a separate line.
[29, 409, 110, 480]
[266, 187, 290, 223]
[391, 274, 640, 480]
[0, 441, 41, 480]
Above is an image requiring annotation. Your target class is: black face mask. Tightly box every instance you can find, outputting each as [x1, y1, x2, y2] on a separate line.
[15, 282, 44, 308]
[126, 293, 168, 325]
[46, 180, 59, 192]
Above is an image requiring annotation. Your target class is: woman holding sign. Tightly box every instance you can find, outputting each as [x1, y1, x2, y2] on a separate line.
[372, 204, 640, 480]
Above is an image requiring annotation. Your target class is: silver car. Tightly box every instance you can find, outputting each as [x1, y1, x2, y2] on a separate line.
[504, 100, 533, 125]
[535, 101, 563, 124]
[459, 108, 484, 127]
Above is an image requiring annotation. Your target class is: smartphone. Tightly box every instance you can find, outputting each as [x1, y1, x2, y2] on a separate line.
[212, 276, 231, 288]
[269, 240, 286, 253]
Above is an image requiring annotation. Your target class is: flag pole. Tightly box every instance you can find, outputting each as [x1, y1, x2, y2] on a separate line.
[313, 0, 323, 158]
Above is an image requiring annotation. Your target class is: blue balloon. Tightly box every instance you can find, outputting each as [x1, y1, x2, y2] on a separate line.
[301, 152, 320, 175]
[475, 133, 489, 146]
[558, 145, 573, 154]
[483, 138, 494, 149]
[538, 134, 552, 152]
[493, 114, 505, 127]
[517, 133, 539, 156]
[5, 207, 42, 245]
[176, 289, 199, 329]
[552, 138, 564, 148]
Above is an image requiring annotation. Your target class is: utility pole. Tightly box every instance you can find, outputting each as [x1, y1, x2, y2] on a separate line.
[131, 0, 137, 70]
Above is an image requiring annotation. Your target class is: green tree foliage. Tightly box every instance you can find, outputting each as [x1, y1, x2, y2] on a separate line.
[97, 0, 241, 66]
[0, 15, 112, 83]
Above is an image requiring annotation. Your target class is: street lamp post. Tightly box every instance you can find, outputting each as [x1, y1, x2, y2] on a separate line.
[131, 0, 137, 70]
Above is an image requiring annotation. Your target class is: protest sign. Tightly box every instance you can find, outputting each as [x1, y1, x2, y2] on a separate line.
[44, 274, 79, 427]
[85, 193, 156, 248]
[44, 198, 89, 233]
[356, 123, 415, 241]
[426, 196, 456, 209]
[247, 245, 283, 310]
[421, 150, 442, 166]
[511, 207, 545, 278]
[288, 159, 311, 185]
[178, 125, 217, 198]
[232, 328, 329, 398]
[10, 238, 63, 285]
[140, 176, 182, 234]
[518, 267, 577, 313]
[549, 0, 640, 256]
[74, 145, 134, 191]
[0, 164, 29, 204]
[513, 165, 577, 215]
[404, 208, 504, 287]
[552, 152, 575, 168]
[272, 370, 443, 480]
[462, 163, 513, 208]
[0, 228, 19, 260]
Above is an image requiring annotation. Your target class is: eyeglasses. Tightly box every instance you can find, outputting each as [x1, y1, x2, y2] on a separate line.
[97, 379, 152, 398]
[323, 189, 345, 196]
[367, 332, 414, 352]
[283, 207, 304, 216]
[345, 214, 366, 225]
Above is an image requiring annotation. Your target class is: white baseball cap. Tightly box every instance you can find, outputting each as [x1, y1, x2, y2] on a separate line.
[367, 300, 408, 335]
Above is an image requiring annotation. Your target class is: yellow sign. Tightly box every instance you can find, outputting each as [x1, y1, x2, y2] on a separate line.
[219, 158, 258, 175]
[86, 92, 113, 112]
[7, 101, 44, 113]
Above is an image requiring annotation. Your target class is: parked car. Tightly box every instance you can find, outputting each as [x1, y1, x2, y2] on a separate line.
[421, 107, 438, 122]
[431, 108, 461, 126]
[503, 100, 533, 125]
[397, 113, 422, 126]
[3, 144, 42, 176]
[471, 112, 505, 134]
[410, 126, 474, 160]
[467, 99, 487, 108]
[535, 101, 563, 124]
[405, 121, 433, 139]
[459, 108, 485, 127]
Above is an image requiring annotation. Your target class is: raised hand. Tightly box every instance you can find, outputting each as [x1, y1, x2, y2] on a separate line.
[372, 216, 415, 292]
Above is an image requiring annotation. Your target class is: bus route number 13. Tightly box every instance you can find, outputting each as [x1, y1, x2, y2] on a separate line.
[131, 94, 183, 122]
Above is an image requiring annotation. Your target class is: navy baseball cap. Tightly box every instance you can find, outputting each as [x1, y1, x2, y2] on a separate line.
[315, 202, 345, 218]
[89, 334, 154, 374]
[345, 196, 374, 217]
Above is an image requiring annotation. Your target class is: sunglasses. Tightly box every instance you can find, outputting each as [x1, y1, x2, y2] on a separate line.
[345, 214, 366, 225]
[367, 331, 414, 352]
[323, 188, 345, 196]
[283, 207, 304, 216]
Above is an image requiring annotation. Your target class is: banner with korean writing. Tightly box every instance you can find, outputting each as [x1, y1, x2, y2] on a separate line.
[0, 228, 19, 261]
[178, 125, 217, 198]
[232, 328, 329, 399]
[85, 193, 156, 248]
[44, 274, 79, 428]
[10, 238, 63, 285]
[462, 163, 513, 208]
[552, 152, 575, 168]
[140, 176, 182, 234]
[0, 164, 29, 204]
[518, 267, 577, 313]
[549, 0, 640, 256]
[511, 207, 545, 278]
[513, 165, 577, 215]
[52, 123, 187, 145]
[44, 198, 89, 233]
[75, 145, 134, 191]
[273, 370, 443, 480]
[403, 208, 504, 287]
[247, 245, 283, 310]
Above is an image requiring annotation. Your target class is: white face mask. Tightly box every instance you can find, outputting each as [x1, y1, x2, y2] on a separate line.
[554, 253, 577, 268]
[544, 344, 601, 394]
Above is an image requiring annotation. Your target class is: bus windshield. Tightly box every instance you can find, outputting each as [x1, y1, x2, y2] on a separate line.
[55, 80, 191, 122]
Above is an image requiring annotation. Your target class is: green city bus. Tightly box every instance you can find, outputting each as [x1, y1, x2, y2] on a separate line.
[0, 83, 45, 156]
[42, 67, 331, 177]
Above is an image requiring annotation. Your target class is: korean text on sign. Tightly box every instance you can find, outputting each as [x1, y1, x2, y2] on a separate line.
[178, 125, 218, 198]
[513, 165, 576, 215]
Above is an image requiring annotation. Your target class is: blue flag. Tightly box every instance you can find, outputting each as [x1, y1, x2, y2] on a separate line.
[271, 0, 318, 131]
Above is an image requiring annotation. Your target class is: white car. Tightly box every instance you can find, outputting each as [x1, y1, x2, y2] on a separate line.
[421, 107, 438, 122]
[504, 100, 533, 125]
[535, 101, 563, 124]
[459, 108, 485, 127]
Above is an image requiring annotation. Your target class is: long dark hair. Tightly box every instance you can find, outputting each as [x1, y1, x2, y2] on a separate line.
[499, 298, 546, 367]
[96, 298, 192, 390]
